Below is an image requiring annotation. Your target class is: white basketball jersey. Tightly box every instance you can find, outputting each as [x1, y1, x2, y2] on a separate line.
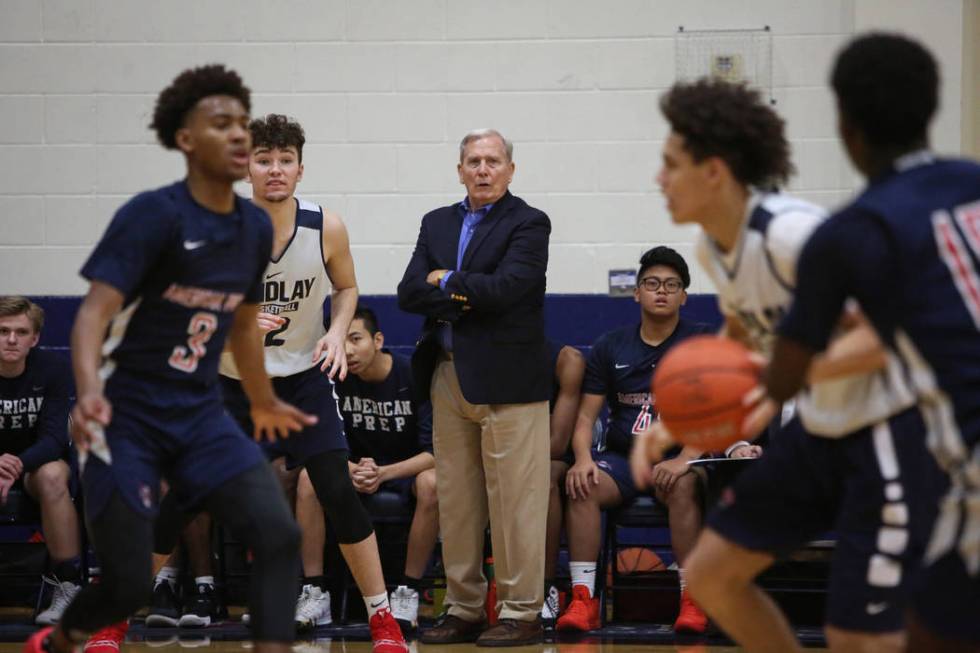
[220, 198, 331, 379]
[697, 192, 916, 437]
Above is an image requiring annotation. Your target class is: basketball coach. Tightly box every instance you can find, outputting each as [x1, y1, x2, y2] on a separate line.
[397, 128, 551, 646]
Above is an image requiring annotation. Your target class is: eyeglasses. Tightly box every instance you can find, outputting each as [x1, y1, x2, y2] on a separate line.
[638, 277, 683, 293]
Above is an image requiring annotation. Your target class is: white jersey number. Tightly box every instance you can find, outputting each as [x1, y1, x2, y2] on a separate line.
[168, 312, 218, 373]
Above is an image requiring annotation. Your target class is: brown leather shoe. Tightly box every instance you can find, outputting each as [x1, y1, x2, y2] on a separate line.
[475, 618, 544, 647]
[420, 614, 487, 644]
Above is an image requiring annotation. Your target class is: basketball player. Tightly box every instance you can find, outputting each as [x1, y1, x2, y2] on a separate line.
[24, 65, 314, 653]
[218, 114, 407, 650]
[768, 33, 980, 652]
[653, 79, 938, 653]
[557, 246, 712, 634]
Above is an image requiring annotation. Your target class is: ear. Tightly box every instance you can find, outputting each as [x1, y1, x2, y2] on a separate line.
[703, 157, 727, 186]
[375, 331, 385, 350]
[679, 290, 688, 307]
[175, 127, 193, 155]
[457, 161, 465, 184]
[28, 333, 40, 349]
[296, 162, 305, 184]
[633, 286, 641, 303]
[507, 160, 515, 183]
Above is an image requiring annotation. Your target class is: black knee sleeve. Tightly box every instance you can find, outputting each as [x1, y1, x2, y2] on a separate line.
[305, 450, 374, 544]
[61, 494, 153, 636]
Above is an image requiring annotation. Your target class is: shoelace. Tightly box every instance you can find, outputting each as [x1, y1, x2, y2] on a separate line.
[296, 588, 326, 621]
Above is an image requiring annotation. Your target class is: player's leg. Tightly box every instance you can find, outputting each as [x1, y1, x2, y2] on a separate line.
[178, 511, 220, 627]
[295, 468, 327, 577]
[823, 408, 945, 653]
[557, 454, 625, 632]
[391, 468, 439, 630]
[23, 460, 82, 625]
[687, 418, 840, 653]
[542, 460, 568, 622]
[653, 465, 707, 633]
[203, 462, 300, 653]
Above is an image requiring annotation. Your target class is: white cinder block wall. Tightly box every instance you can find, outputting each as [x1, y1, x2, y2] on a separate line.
[0, 0, 966, 295]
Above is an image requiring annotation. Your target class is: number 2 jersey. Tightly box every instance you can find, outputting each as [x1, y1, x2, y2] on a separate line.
[696, 191, 916, 437]
[220, 197, 331, 380]
[81, 180, 272, 386]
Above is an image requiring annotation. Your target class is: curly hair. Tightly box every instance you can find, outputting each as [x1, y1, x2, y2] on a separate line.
[249, 114, 307, 163]
[660, 79, 794, 188]
[150, 64, 251, 150]
[831, 33, 938, 149]
[638, 246, 690, 288]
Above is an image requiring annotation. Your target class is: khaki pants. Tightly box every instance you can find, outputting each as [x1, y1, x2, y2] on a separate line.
[431, 359, 550, 622]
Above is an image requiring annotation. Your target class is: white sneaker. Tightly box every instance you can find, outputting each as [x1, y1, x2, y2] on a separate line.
[389, 585, 419, 630]
[36, 577, 81, 625]
[295, 584, 331, 629]
[541, 585, 560, 622]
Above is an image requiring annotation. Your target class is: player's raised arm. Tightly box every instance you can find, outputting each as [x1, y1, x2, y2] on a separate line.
[69, 281, 124, 451]
[228, 302, 316, 441]
[315, 210, 358, 381]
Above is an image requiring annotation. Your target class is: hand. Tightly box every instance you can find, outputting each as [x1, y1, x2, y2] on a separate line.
[0, 454, 23, 480]
[250, 399, 318, 443]
[740, 385, 778, 440]
[313, 331, 347, 381]
[426, 269, 449, 287]
[729, 443, 763, 459]
[70, 393, 113, 455]
[0, 475, 14, 505]
[565, 457, 600, 500]
[256, 312, 286, 333]
[651, 457, 690, 494]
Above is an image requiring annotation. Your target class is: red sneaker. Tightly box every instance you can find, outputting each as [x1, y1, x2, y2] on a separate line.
[23, 627, 53, 653]
[83, 621, 129, 653]
[556, 585, 600, 632]
[673, 590, 708, 634]
[368, 608, 408, 653]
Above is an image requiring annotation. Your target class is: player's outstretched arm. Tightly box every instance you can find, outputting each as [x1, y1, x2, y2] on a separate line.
[69, 281, 124, 452]
[229, 302, 317, 441]
[316, 210, 358, 381]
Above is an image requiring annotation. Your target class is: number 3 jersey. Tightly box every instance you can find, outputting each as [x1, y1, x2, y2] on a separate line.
[81, 181, 272, 386]
[220, 198, 331, 380]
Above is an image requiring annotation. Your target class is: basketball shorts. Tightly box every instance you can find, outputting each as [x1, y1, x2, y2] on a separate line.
[707, 406, 942, 633]
[594, 448, 682, 505]
[220, 364, 347, 469]
[82, 368, 266, 520]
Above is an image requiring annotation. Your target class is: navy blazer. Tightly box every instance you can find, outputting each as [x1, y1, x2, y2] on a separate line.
[397, 191, 552, 405]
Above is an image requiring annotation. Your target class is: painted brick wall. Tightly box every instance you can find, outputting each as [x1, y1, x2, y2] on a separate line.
[0, 0, 965, 295]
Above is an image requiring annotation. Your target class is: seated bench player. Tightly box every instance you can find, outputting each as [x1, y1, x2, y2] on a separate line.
[557, 247, 713, 634]
[295, 306, 436, 630]
[0, 296, 81, 625]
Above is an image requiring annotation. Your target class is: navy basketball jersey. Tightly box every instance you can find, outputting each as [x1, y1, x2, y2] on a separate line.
[81, 181, 272, 386]
[583, 319, 711, 455]
[783, 152, 980, 569]
[220, 197, 331, 380]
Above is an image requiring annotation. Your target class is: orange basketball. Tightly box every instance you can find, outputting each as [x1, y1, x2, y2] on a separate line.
[652, 335, 759, 452]
[616, 547, 667, 575]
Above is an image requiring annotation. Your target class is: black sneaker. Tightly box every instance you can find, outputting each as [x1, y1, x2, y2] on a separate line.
[146, 581, 181, 627]
[178, 583, 220, 628]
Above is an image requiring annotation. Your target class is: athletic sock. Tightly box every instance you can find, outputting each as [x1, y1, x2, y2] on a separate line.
[364, 591, 389, 619]
[569, 562, 596, 597]
[678, 567, 688, 593]
[305, 575, 328, 592]
[155, 566, 179, 588]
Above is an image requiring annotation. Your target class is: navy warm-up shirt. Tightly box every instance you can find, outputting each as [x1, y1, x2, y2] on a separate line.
[81, 181, 273, 387]
[0, 349, 73, 472]
[583, 319, 712, 456]
[336, 352, 433, 467]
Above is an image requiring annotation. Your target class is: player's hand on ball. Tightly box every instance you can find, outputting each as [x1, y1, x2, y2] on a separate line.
[314, 332, 348, 381]
[70, 393, 112, 453]
[566, 457, 600, 500]
[251, 399, 317, 442]
[256, 312, 285, 333]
